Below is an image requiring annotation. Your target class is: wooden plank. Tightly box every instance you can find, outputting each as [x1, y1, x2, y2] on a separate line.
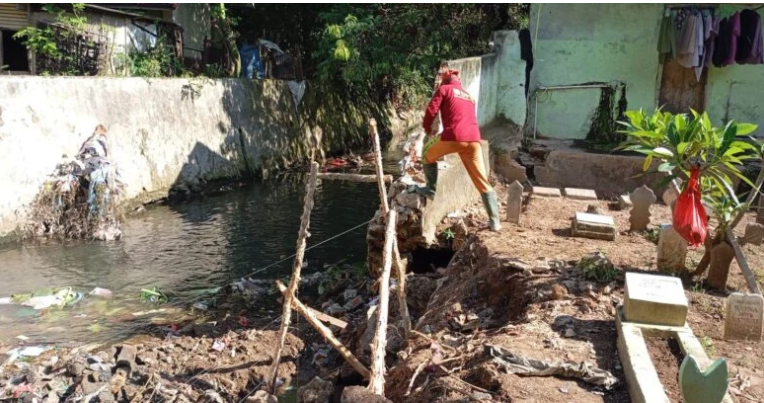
[0, 4, 29, 30]
[308, 306, 347, 329]
[317, 172, 393, 184]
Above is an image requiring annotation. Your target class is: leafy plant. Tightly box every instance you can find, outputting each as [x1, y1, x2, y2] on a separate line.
[14, 3, 87, 59]
[579, 253, 621, 283]
[442, 228, 456, 241]
[643, 228, 661, 245]
[700, 336, 715, 356]
[619, 109, 762, 234]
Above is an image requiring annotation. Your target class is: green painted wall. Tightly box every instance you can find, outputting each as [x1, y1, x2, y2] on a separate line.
[527, 4, 764, 139]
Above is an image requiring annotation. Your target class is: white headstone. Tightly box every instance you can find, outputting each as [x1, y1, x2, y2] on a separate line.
[724, 293, 764, 342]
[629, 186, 657, 231]
[571, 212, 616, 241]
[657, 225, 687, 272]
[624, 272, 688, 326]
[506, 180, 523, 224]
[564, 187, 598, 200]
[532, 186, 562, 198]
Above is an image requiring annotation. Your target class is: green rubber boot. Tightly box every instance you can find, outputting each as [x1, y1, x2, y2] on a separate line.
[408, 163, 438, 199]
[481, 190, 502, 231]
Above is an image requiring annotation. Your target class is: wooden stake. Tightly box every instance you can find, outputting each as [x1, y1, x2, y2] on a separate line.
[369, 118, 411, 338]
[268, 161, 319, 392]
[726, 228, 762, 295]
[369, 119, 390, 213]
[275, 281, 369, 378]
[368, 208, 397, 395]
[318, 172, 393, 184]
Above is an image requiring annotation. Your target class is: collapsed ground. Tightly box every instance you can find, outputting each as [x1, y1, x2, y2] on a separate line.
[3, 179, 764, 402]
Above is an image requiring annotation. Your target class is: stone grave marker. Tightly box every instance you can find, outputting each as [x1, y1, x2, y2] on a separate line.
[618, 194, 632, 210]
[744, 222, 764, 245]
[629, 185, 657, 231]
[723, 293, 764, 342]
[624, 272, 688, 326]
[662, 178, 683, 216]
[571, 212, 616, 241]
[564, 187, 597, 201]
[657, 225, 687, 273]
[506, 180, 523, 224]
[679, 356, 729, 403]
[532, 186, 562, 198]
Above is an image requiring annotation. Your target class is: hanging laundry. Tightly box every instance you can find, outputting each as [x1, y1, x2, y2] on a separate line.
[676, 13, 703, 69]
[703, 15, 721, 69]
[713, 17, 729, 67]
[658, 11, 677, 63]
[735, 9, 763, 65]
[724, 12, 742, 66]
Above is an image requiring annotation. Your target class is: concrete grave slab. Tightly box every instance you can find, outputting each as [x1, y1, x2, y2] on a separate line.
[564, 187, 597, 200]
[724, 293, 764, 342]
[532, 186, 562, 198]
[616, 307, 734, 403]
[624, 272, 688, 327]
[571, 212, 616, 241]
[618, 194, 633, 210]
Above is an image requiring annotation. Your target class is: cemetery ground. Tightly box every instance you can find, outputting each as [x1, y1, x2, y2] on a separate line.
[385, 182, 764, 402]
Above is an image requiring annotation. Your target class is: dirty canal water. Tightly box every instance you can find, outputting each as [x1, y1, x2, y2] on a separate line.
[0, 164, 393, 347]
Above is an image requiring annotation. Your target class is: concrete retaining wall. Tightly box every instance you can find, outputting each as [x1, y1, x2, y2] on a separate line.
[0, 76, 363, 238]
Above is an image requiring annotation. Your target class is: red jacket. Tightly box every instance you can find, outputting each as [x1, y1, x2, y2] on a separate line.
[422, 76, 481, 142]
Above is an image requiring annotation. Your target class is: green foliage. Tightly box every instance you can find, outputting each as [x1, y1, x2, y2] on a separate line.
[14, 3, 87, 59]
[442, 228, 456, 241]
[124, 39, 186, 78]
[700, 336, 716, 356]
[619, 109, 763, 231]
[313, 4, 514, 107]
[579, 253, 620, 283]
[317, 260, 367, 295]
[643, 228, 661, 245]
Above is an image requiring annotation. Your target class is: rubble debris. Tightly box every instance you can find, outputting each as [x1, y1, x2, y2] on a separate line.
[486, 344, 617, 388]
[297, 376, 335, 403]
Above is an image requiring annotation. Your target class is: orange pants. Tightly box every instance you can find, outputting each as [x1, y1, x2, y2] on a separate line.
[423, 140, 491, 194]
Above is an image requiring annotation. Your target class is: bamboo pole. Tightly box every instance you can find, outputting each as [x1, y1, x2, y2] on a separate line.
[369, 119, 390, 213]
[368, 208, 397, 395]
[369, 118, 411, 338]
[268, 161, 319, 392]
[317, 172, 393, 184]
[275, 281, 369, 378]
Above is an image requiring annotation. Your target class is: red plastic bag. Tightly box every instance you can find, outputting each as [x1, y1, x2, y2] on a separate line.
[672, 168, 708, 247]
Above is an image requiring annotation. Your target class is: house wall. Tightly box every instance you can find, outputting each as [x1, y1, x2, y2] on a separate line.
[172, 3, 209, 62]
[526, 3, 764, 140]
[493, 30, 527, 126]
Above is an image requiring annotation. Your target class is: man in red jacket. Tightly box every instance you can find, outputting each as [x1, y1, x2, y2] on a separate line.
[410, 68, 501, 231]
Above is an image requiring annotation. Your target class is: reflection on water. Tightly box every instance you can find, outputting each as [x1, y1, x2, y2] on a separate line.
[0, 171, 382, 344]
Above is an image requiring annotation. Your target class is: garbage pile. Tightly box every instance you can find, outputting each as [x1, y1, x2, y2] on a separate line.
[30, 125, 124, 241]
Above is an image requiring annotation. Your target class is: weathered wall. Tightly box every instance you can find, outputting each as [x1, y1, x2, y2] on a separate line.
[493, 30, 527, 126]
[528, 4, 662, 140]
[445, 54, 498, 127]
[0, 76, 368, 238]
[527, 4, 764, 140]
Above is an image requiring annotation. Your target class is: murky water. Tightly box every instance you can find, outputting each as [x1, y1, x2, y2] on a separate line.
[0, 165, 392, 345]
